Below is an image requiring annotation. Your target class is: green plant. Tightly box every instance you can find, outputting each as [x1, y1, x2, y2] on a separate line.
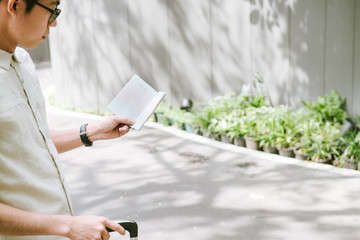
[256, 106, 279, 148]
[163, 107, 187, 128]
[309, 122, 342, 161]
[192, 93, 263, 136]
[239, 95, 267, 108]
[241, 107, 262, 140]
[264, 105, 300, 149]
[211, 110, 243, 138]
[292, 109, 323, 155]
[354, 115, 360, 129]
[295, 130, 314, 156]
[301, 90, 348, 124]
[337, 130, 360, 167]
[154, 102, 171, 125]
[155, 102, 170, 113]
[182, 111, 196, 125]
[227, 116, 247, 140]
[192, 102, 215, 133]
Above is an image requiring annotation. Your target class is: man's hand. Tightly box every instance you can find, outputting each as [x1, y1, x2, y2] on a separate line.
[87, 116, 135, 142]
[0, 203, 125, 240]
[60, 215, 125, 240]
[51, 116, 135, 153]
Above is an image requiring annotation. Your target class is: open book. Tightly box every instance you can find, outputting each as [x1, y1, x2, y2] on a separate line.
[107, 75, 166, 130]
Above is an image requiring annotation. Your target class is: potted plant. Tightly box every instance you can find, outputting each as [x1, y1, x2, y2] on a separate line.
[227, 115, 247, 147]
[257, 106, 282, 154]
[268, 105, 299, 157]
[182, 111, 197, 133]
[194, 94, 248, 141]
[301, 90, 348, 124]
[337, 130, 360, 170]
[294, 130, 313, 160]
[154, 102, 170, 126]
[163, 107, 187, 129]
[292, 113, 322, 160]
[192, 103, 211, 136]
[275, 135, 298, 157]
[213, 113, 236, 144]
[210, 117, 230, 143]
[309, 122, 342, 164]
[192, 99, 224, 139]
[243, 107, 261, 150]
[259, 134, 278, 154]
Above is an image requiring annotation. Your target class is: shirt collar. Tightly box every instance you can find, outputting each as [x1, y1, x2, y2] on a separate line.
[0, 48, 21, 71]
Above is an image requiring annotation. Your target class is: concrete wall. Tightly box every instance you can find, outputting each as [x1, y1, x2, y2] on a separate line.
[50, 0, 360, 115]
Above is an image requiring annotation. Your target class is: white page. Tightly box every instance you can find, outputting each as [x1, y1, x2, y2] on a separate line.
[107, 75, 166, 130]
[132, 91, 166, 130]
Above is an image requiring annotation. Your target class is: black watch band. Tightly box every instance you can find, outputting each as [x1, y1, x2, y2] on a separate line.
[80, 124, 93, 147]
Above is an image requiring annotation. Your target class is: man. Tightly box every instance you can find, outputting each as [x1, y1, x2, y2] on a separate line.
[0, 0, 135, 239]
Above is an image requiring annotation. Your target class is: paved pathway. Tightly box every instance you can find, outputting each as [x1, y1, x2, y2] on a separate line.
[40, 68, 360, 240]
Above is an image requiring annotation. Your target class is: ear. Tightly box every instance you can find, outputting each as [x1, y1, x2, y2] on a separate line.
[7, 0, 20, 16]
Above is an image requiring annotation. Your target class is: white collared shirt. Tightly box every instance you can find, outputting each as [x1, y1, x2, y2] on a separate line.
[0, 47, 72, 240]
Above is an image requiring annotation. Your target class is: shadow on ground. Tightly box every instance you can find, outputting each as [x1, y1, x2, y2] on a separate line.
[49, 112, 360, 240]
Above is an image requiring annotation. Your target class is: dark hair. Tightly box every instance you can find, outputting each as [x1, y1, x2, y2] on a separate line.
[24, 0, 36, 13]
[0, 0, 36, 13]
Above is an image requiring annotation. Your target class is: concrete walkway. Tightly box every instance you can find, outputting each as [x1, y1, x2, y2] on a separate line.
[40, 68, 360, 240]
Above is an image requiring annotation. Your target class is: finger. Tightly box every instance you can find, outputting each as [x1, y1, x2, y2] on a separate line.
[105, 220, 126, 235]
[119, 125, 131, 135]
[113, 116, 135, 125]
[101, 229, 110, 240]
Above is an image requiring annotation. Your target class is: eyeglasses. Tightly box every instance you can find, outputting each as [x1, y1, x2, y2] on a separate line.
[34, 2, 61, 24]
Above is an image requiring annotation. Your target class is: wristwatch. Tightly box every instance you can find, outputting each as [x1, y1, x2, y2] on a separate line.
[80, 124, 93, 147]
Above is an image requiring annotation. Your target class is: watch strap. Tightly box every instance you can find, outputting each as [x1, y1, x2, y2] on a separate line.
[80, 124, 93, 147]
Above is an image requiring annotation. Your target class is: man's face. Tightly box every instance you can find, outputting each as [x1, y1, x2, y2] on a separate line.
[10, 0, 60, 49]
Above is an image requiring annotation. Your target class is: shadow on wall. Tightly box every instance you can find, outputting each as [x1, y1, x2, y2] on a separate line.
[52, 0, 98, 112]
[248, 0, 359, 114]
[52, 0, 358, 114]
[248, 0, 293, 106]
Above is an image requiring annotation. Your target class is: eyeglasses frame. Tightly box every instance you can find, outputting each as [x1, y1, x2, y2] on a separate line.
[34, 1, 61, 24]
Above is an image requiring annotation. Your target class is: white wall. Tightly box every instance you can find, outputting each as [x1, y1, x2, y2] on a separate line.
[27, 39, 51, 66]
[353, 0, 360, 115]
[50, 0, 360, 115]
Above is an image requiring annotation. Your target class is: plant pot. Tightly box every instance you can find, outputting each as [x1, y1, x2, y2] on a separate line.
[155, 113, 170, 126]
[202, 130, 216, 140]
[168, 118, 175, 126]
[277, 147, 295, 158]
[263, 145, 278, 154]
[295, 152, 309, 160]
[294, 149, 309, 160]
[234, 136, 245, 147]
[194, 127, 202, 135]
[174, 123, 185, 130]
[313, 157, 332, 165]
[202, 129, 209, 137]
[184, 123, 194, 133]
[245, 136, 259, 150]
[214, 133, 221, 141]
[343, 158, 358, 170]
[220, 133, 233, 144]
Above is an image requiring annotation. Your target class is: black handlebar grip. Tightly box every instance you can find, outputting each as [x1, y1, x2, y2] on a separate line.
[106, 220, 138, 238]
